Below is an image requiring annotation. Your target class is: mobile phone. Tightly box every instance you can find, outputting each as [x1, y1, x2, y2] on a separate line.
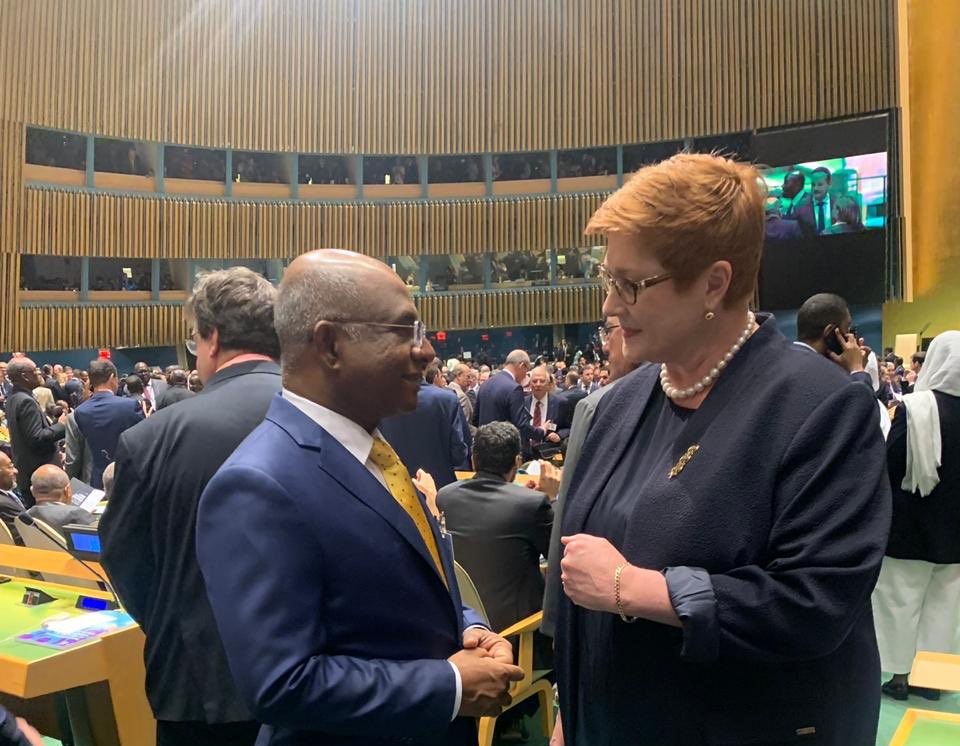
[825, 325, 845, 355]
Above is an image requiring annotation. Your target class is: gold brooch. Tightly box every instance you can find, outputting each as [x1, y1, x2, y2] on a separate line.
[668, 445, 700, 479]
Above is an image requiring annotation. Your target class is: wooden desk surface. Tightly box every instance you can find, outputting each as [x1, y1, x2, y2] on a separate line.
[0, 547, 155, 745]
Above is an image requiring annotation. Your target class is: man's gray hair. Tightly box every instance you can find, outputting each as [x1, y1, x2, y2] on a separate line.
[30, 467, 69, 497]
[504, 349, 530, 367]
[6, 358, 34, 379]
[274, 268, 365, 365]
[184, 268, 280, 359]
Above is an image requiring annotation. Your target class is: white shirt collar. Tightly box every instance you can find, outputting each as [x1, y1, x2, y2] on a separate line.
[793, 341, 817, 353]
[282, 388, 378, 467]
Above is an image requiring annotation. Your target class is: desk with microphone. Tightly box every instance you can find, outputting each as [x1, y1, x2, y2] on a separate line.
[15, 513, 119, 610]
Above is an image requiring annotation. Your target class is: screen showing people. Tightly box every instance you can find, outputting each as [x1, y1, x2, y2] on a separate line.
[759, 153, 886, 241]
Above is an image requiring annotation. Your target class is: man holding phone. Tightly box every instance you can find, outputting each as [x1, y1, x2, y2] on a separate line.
[794, 292, 890, 437]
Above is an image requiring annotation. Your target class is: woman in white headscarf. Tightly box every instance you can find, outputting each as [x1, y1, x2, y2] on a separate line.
[873, 330, 960, 701]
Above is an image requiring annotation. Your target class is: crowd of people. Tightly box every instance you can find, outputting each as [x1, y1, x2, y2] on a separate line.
[0, 153, 956, 746]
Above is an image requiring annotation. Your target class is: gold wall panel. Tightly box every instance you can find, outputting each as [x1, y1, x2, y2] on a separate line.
[0, 0, 895, 153]
[20, 188, 613, 260]
[12, 304, 187, 352]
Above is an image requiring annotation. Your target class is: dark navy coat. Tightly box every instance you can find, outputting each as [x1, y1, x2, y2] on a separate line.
[554, 315, 891, 746]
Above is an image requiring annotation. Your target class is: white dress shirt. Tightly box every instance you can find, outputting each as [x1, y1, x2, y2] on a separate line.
[528, 393, 549, 423]
[282, 388, 468, 719]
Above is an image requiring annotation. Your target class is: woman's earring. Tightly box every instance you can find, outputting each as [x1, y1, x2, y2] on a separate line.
[704, 311, 716, 321]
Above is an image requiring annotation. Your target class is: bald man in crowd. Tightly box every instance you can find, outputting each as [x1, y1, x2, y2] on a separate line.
[156, 369, 196, 410]
[26, 465, 96, 535]
[476, 349, 559, 448]
[197, 249, 522, 746]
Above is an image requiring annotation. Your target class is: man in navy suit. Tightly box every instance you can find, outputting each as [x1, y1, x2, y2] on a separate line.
[65, 358, 144, 488]
[197, 250, 523, 746]
[476, 350, 558, 449]
[380, 372, 470, 488]
[522, 366, 566, 460]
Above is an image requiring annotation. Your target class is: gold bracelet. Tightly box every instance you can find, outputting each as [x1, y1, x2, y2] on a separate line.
[614, 563, 638, 623]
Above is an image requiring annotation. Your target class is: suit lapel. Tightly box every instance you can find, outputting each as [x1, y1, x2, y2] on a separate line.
[316, 441, 453, 596]
[562, 365, 660, 535]
[267, 398, 454, 601]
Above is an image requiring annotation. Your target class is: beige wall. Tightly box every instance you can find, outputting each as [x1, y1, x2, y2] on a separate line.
[883, 0, 960, 345]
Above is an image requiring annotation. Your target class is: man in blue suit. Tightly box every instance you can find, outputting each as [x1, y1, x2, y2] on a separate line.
[380, 370, 470, 488]
[197, 250, 523, 746]
[65, 358, 144, 488]
[476, 351, 559, 451]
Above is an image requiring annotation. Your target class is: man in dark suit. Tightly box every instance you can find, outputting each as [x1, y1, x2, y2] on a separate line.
[134, 361, 167, 410]
[380, 375, 469, 489]
[99, 268, 282, 746]
[3, 358, 67, 506]
[437, 422, 554, 635]
[476, 350, 557, 450]
[155, 369, 196, 410]
[522, 366, 566, 460]
[65, 358, 144, 488]
[0, 452, 25, 544]
[197, 250, 522, 746]
[793, 166, 834, 235]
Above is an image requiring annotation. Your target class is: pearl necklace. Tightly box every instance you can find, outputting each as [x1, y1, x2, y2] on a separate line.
[660, 311, 756, 400]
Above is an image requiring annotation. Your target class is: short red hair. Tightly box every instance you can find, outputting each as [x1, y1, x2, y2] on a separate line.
[585, 153, 766, 306]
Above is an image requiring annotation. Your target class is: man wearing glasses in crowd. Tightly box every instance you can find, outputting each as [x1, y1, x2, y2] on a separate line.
[100, 267, 281, 746]
[196, 250, 523, 746]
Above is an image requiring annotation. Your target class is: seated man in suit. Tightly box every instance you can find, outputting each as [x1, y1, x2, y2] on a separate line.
[65, 358, 144, 488]
[196, 250, 522, 746]
[26, 464, 95, 535]
[379, 365, 470, 488]
[438, 422, 555, 637]
[0, 452, 25, 544]
[476, 350, 559, 450]
[522, 366, 567, 460]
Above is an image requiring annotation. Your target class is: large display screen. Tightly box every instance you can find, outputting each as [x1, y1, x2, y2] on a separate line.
[757, 150, 888, 309]
[759, 153, 886, 240]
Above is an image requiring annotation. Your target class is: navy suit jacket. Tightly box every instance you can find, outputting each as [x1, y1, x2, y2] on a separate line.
[476, 371, 545, 443]
[380, 383, 469, 488]
[72, 391, 144, 488]
[554, 316, 890, 746]
[197, 395, 485, 746]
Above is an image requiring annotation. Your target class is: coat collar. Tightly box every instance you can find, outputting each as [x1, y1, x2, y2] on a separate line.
[264, 395, 461, 616]
[203, 359, 280, 392]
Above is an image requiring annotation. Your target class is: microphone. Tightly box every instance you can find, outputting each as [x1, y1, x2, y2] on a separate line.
[17, 513, 120, 608]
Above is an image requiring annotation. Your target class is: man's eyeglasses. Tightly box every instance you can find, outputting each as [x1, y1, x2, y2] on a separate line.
[598, 323, 621, 347]
[343, 319, 427, 349]
[598, 265, 672, 305]
[185, 332, 199, 356]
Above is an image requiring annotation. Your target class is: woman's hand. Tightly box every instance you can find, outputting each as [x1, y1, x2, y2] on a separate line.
[413, 469, 439, 518]
[550, 711, 564, 746]
[560, 534, 627, 612]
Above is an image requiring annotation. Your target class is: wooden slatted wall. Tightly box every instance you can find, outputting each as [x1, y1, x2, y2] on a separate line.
[20, 187, 612, 259]
[0, 0, 896, 154]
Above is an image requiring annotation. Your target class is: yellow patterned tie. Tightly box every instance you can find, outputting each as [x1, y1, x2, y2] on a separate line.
[369, 436, 447, 587]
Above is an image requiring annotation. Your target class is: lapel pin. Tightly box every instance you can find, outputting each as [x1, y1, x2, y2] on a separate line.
[668, 445, 700, 479]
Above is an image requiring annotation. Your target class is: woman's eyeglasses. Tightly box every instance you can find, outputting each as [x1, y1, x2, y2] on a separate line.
[598, 265, 672, 305]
